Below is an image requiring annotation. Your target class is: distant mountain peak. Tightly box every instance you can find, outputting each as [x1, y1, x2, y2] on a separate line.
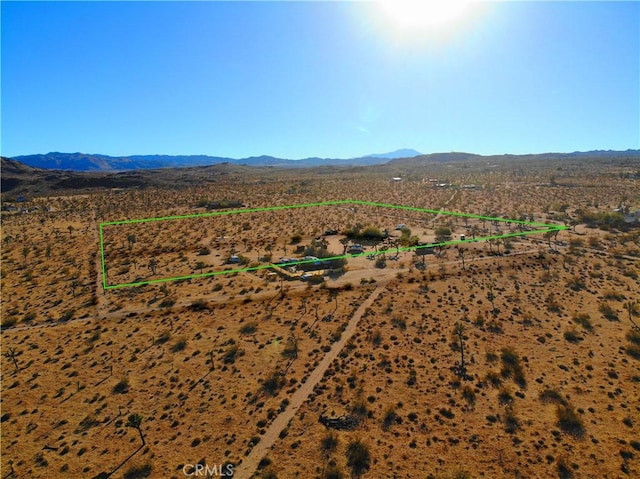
[362, 149, 422, 160]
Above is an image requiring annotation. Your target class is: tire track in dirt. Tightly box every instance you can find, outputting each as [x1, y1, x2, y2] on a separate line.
[233, 283, 387, 479]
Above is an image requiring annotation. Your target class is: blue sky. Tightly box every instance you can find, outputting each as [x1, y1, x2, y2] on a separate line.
[2, 1, 639, 159]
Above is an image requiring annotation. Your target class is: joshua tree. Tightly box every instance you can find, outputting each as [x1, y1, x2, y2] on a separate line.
[339, 237, 350, 255]
[125, 413, 145, 446]
[126, 234, 136, 251]
[543, 230, 554, 249]
[4, 347, 19, 372]
[487, 280, 497, 314]
[457, 247, 466, 270]
[70, 279, 80, 297]
[625, 301, 640, 331]
[148, 258, 159, 275]
[453, 322, 467, 377]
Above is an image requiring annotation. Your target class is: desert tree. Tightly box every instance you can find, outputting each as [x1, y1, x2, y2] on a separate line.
[625, 301, 640, 331]
[339, 237, 350, 255]
[543, 230, 554, 249]
[148, 258, 159, 275]
[126, 413, 146, 446]
[453, 322, 467, 378]
[327, 288, 339, 320]
[486, 280, 497, 315]
[126, 234, 136, 251]
[457, 247, 466, 270]
[70, 279, 80, 297]
[4, 347, 19, 372]
[21, 246, 29, 264]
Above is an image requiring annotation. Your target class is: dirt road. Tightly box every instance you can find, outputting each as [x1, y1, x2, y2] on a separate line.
[232, 283, 387, 479]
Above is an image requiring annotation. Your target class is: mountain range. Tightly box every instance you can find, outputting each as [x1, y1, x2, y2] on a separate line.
[3, 149, 639, 197]
[10, 149, 424, 172]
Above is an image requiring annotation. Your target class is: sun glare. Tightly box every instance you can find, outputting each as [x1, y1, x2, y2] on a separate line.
[380, 0, 473, 31]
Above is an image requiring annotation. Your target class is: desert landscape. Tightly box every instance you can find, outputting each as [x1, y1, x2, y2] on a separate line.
[1, 154, 639, 478]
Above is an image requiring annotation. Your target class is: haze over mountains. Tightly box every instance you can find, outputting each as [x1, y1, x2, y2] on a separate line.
[11, 149, 424, 172]
[9, 148, 639, 172]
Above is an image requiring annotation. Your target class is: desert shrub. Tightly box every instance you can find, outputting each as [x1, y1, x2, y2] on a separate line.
[626, 329, 640, 346]
[382, 405, 399, 430]
[556, 456, 573, 479]
[321, 432, 339, 456]
[322, 464, 344, 479]
[572, 313, 593, 331]
[156, 331, 171, 344]
[599, 302, 618, 321]
[500, 348, 526, 387]
[222, 344, 242, 364]
[504, 406, 520, 433]
[1, 317, 17, 328]
[486, 320, 503, 334]
[485, 371, 502, 388]
[123, 462, 153, 479]
[603, 290, 625, 301]
[239, 322, 258, 335]
[626, 344, 640, 360]
[74, 414, 100, 433]
[59, 309, 75, 322]
[498, 386, 513, 405]
[485, 350, 498, 363]
[281, 337, 298, 359]
[461, 386, 476, 406]
[566, 275, 587, 291]
[391, 316, 406, 330]
[262, 370, 285, 396]
[375, 256, 386, 269]
[113, 378, 130, 394]
[350, 396, 368, 418]
[546, 293, 563, 313]
[346, 439, 371, 477]
[190, 299, 209, 311]
[260, 468, 278, 479]
[159, 298, 175, 308]
[171, 338, 187, 352]
[539, 388, 567, 405]
[556, 404, 585, 437]
[563, 330, 582, 343]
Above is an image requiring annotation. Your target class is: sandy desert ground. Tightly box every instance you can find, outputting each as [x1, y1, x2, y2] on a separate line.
[1, 157, 639, 478]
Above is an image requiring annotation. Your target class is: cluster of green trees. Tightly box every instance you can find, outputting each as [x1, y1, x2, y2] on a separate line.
[574, 209, 630, 231]
[342, 225, 388, 241]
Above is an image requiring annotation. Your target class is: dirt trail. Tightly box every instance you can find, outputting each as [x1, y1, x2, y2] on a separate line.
[233, 283, 387, 479]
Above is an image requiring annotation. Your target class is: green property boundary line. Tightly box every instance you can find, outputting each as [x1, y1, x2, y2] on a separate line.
[98, 200, 568, 290]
